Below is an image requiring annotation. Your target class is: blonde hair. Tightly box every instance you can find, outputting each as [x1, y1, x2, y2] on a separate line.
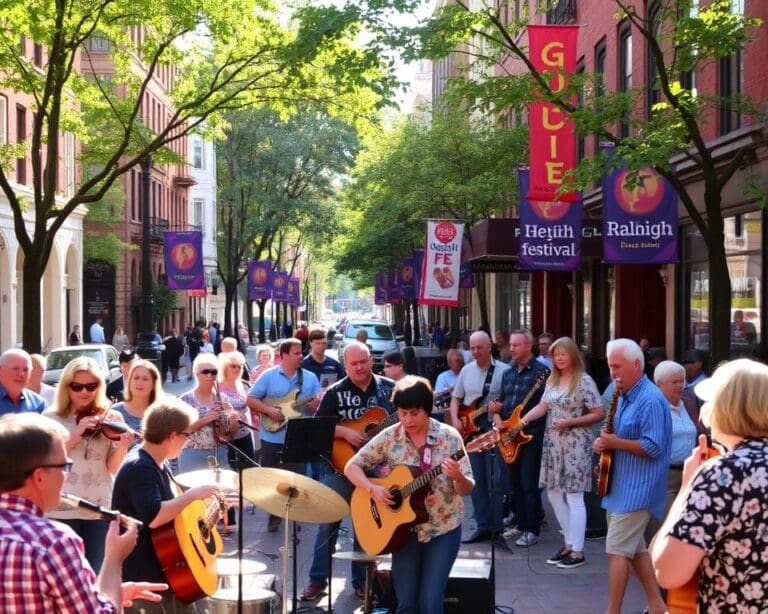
[547, 337, 585, 397]
[53, 357, 109, 418]
[700, 359, 768, 439]
[218, 351, 246, 383]
[124, 359, 163, 404]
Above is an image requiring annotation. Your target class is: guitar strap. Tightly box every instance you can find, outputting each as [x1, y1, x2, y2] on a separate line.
[481, 362, 496, 404]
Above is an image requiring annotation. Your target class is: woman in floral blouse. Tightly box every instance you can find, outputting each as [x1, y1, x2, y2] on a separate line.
[345, 376, 474, 614]
[651, 359, 768, 613]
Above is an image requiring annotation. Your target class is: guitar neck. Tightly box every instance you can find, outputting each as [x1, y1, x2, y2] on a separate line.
[370, 411, 399, 438]
[604, 385, 622, 434]
[290, 394, 315, 410]
[400, 449, 466, 499]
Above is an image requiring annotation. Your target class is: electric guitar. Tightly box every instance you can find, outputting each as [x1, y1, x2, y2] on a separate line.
[351, 430, 500, 555]
[331, 406, 399, 473]
[151, 495, 226, 603]
[596, 382, 622, 497]
[260, 391, 317, 432]
[498, 371, 549, 464]
[450, 397, 498, 441]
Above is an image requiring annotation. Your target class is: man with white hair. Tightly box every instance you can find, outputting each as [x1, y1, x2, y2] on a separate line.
[593, 338, 670, 614]
[449, 330, 510, 544]
[0, 349, 46, 416]
[28, 354, 57, 407]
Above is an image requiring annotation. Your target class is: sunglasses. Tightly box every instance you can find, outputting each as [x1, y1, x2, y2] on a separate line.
[199, 368, 218, 376]
[69, 382, 99, 392]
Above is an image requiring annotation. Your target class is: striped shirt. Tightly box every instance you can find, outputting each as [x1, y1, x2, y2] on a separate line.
[601, 375, 671, 519]
[0, 493, 116, 613]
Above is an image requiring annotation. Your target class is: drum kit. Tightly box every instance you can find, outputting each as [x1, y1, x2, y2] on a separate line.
[176, 465, 350, 614]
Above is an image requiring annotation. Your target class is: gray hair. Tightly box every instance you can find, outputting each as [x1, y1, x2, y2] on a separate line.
[606, 338, 645, 368]
[653, 360, 685, 385]
[469, 331, 492, 345]
[0, 349, 32, 367]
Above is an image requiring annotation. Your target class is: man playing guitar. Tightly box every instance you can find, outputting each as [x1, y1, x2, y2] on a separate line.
[300, 341, 395, 602]
[112, 398, 222, 612]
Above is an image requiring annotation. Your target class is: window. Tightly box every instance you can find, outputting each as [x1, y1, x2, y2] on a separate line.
[0, 95, 7, 145]
[594, 38, 606, 153]
[193, 198, 204, 236]
[576, 59, 585, 162]
[88, 35, 110, 52]
[64, 132, 75, 196]
[679, 0, 699, 92]
[34, 43, 43, 67]
[646, 2, 662, 117]
[718, 50, 742, 135]
[192, 139, 204, 169]
[16, 105, 27, 184]
[618, 23, 632, 137]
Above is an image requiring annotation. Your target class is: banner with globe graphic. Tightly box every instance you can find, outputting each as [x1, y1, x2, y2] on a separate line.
[399, 257, 416, 300]
[287, 276, 301, 306]
[374, 272, 387, 305]
[271, 271, 289, 302]
[247, 260, 272, 300]
[163, 231, 205, 289]
[602, 163, 678, 264]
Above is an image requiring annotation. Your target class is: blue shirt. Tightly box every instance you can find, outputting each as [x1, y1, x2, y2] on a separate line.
[500, 358, 550, 433]
[434, 369, 459, 394]
[301, 355, 345, 389]
[601, 375, 672, 519]
[248, 365, 321, 444]
[0, 384, 46, 416]
[669, 401, 697, 464]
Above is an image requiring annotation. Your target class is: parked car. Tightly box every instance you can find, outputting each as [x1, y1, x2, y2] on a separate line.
[43, 344, 122, 386]
[336, 319, 400, 372]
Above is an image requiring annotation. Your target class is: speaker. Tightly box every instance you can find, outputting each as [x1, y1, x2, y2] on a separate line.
[401, 347, 449, 387]
[375, 557, 493, 614]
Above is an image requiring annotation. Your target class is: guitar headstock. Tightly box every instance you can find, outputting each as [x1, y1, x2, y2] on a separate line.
[467, 429, 500, 453]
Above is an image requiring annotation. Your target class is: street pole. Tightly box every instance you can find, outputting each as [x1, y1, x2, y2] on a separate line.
[136, 154, 161, 367]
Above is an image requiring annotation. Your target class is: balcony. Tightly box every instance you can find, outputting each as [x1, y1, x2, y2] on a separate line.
[173, 174, 197, 188]
[547, 0, 576, 24]
[150, 216, 169, 241]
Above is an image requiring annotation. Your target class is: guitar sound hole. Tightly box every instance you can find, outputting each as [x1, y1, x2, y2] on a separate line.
[198, 519, 216, 554]
[389, 490, 403, 511]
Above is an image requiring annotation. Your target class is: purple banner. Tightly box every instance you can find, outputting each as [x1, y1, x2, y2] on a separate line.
[163, 231, 205, 289]
[399, 258, 416, 300]
[518, 169, 582, 271]
[413, 250, 424, 302]
[602, 163, 678, 264]
[271, 271, 289, 302]
[374, 272, 387, 305]
[388, 268, 404, 300]
[247, 260, 273, 300]
[287, 276, 300, 306]
[459, 260, 474, 288]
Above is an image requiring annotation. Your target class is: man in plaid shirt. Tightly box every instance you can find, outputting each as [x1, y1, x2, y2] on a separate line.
[0, 413, 166, 612]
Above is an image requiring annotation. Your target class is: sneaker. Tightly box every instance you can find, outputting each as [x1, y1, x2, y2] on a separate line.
[557, 554, 586, 569]
[503, 525, 522, 540]
[515, 531, 539, 547]
[546, 547, 571, 565]
[299, 582, 327, 601]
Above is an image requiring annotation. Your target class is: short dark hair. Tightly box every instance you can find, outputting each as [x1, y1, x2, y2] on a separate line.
[279, 338, 303, 357]
[119, 348, 137, 364]
[382, 350, 405, 367]
[0, 414, 68, 491]
[391, 376, 434, 416]
[308, 328, 327, 343]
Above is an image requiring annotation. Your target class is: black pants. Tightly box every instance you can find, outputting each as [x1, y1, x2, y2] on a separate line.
[508, 430, 545, 535]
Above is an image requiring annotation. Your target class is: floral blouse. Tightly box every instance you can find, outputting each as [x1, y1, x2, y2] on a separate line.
[669, 438, 768, 613]
[179, 390, 217, 450]
[218, 382, 251, 440]
[350, 418, 473, 543]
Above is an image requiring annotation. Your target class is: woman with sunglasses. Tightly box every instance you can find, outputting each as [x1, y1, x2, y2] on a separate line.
[217, 350, 258, 469]
[43, 357, 133, 572]
[111, 359, 163, 438]
[177, 354, 238, 473]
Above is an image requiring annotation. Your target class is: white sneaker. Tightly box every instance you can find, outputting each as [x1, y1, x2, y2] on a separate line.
[503, 525, 522, 539]
[515, 531, 539, 547]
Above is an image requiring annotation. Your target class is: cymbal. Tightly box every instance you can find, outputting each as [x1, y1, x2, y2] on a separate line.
[241, 467, 349, 523]
[175, 468, 239, 491]
[332, 551, 389, 564]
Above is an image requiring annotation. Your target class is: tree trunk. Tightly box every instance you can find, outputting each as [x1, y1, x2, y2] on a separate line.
[22, 257, 45, 353]
[703, 194, 731, 366]
[256, 299, 267, 343]
[412, 299, 421, 345]
[223, 281, 237, 336]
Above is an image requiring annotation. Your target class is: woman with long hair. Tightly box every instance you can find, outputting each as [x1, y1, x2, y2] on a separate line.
[651, 359, 768, 612]
[43, 357, 133, 572]
[514, 336, 604, 569]
[217, 350, 258, 469]
[111, 359, 163, 435]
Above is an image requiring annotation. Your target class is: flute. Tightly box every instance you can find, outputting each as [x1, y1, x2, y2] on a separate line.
[60, 492, 143, 530]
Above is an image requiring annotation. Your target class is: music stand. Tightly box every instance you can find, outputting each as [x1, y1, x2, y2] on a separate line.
[280, 417, 337, 614]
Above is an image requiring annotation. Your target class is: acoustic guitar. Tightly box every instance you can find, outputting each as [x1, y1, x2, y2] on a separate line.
[498, 371, 549, 464]
[260, 391, 317, 433]
[331, 406, 398, 473]
[151, 495, 226, 603]
[351, 430, 500, 555]
[596, 382, 622, 497]
[666, 437, 721, 614]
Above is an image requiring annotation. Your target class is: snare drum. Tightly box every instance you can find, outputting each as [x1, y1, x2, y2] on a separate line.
[206, 587, 277, 614]
[216, 558, 268, 589]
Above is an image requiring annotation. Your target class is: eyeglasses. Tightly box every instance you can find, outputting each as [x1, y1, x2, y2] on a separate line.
[179, 431, 193, 438]
[199, 369, 218, 376]
[27, 460, 74, 475]
[69, 382, 99, 392]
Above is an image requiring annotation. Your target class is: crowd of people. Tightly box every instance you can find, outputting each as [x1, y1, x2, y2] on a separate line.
[1, 320, 767, 613]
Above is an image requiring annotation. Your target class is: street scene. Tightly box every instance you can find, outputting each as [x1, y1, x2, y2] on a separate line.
[1, 0, 768, 613]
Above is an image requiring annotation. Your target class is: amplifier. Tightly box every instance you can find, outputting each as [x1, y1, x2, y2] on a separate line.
[375, 557, 493, 614]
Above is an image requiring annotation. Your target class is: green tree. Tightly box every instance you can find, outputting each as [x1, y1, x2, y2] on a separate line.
[0, 0, 393, 351]
[351, 0, 764, 364]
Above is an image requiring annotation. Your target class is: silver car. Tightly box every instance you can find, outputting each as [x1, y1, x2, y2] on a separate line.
[43, 344, 122, 386]
[336, 320, 400, 372]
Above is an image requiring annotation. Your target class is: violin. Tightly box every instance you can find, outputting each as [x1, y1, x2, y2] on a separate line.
[75, 407, 142, 442]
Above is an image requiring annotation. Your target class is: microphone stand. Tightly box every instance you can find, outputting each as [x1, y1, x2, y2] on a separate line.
[225, 428, 261, 614]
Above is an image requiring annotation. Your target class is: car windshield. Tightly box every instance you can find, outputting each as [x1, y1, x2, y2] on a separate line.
[347, 324, 394, 340]
[47, 349, 103, 370]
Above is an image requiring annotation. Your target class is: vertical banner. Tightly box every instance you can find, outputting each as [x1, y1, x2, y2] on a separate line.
[602, 163, 678, 264]
[388, 268, 404, 301]
[163, 231, 205, 289]
[287, 276, 300, 306]
[418, 221, 464, 307]
[271, 271, 289, 302]
[528, 25, 579, 203]
[247, 260, 273, 300]
[413, 249, 424, 302]
[459, 260, 475, 288]
[518, 169, 582, 270]
[374, 272, 387, 305]
[400, 257, 416, 300]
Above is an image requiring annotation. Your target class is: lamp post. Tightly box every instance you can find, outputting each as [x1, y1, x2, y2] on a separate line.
[136, 154, 161, 367]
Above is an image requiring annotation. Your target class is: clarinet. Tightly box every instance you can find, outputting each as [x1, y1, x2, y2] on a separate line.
[212, 383, 235, 444]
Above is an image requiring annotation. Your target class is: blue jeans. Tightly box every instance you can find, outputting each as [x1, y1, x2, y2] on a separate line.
[391, 525, 461, 614]
[59, 518, 109, 573]
[469, 447, 508, 533]
[308, 468, 365, 589]
[508, 429, 544, 534]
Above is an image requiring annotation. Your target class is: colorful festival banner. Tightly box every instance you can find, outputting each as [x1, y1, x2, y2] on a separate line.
[518, 169, 582, 270]
[247, 260, 273, 300]
[163, 231, 205, 289]
[287, 276, 300, 306]
[271, 271, 289, 302]
[459, 260, 474, 288]
[388, 268, 404, 300]
[527, 25, 579, 203]
[400, 257, 416, 300]
[419, 221, 464, 307]
[374, 272, 387, 305]
[602, 161, 678, 264]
